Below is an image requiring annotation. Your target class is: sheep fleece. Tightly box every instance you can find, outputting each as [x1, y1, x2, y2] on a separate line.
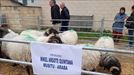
[82, 50, 101, 71]
[3, 36, 31, 62]
[59, 30, 78, 45]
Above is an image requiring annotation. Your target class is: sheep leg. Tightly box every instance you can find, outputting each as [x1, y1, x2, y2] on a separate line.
[26, 66, 33, 75]
[2, 54, 10, 59]
[0, 52, 18, 67]
[12, 63, 18, 67]
[0, 49, 10, 59]
[0, 48, 18, 67]
[104, 68, 106, 70]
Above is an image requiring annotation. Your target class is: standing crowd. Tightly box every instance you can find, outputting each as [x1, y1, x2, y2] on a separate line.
[112, 5, 134, 48]
[49, 0, 70, 32]
[49, 0, 134, 48]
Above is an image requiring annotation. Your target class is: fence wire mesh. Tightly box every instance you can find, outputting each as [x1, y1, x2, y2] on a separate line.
[0, 0, 134, 75]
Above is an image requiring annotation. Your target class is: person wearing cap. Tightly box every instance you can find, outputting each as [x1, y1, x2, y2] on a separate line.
[60, 2, 70, 31]
[49, 0, 61, 31]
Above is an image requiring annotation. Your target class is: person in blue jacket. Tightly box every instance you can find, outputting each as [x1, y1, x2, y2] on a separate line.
[112, 7, 128, 42]
[60, 2, 70, 31]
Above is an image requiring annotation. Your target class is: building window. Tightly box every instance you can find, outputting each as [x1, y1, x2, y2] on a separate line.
[69, 15, 94, 32]
[0, 15, 7, 25]
[22, 0, 27, 5]
[31, 0, 34, 3]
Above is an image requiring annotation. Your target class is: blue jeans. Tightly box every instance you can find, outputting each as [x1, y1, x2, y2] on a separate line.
[60, 22, 69, 31]
[128, 29, 134, 46]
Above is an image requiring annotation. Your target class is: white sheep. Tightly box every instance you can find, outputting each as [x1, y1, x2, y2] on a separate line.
[2, 29, 18, 39]
[21, 29, 78, 45]
[94, 36, 115, 56]
[2, 34, 55, 62]
[95, 36, 121, 75]
[78, 43, 101, 71]
[1, 29, 19, 57]
[20, 30, 45, 40]
[95, 36, 114, 54]
[2, 30, 62, 75]
[59, 30, 78, 45]
[81, 36, 115, 71]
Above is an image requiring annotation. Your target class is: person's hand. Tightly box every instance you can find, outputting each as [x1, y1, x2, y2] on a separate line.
[123, 16, 128, 22]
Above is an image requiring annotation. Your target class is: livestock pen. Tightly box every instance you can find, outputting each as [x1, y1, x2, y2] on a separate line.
[0, 38, 134, 75]
[0, 16, 134, 75]
[0, 15, 134, 75]
[0, 0, 134, 75]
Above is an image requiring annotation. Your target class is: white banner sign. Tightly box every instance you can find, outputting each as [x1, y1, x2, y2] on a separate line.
[30, 42, 82, 75]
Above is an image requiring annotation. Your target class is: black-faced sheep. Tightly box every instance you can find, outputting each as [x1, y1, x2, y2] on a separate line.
[21, 28, 78, 45]
[2, 34, 63, 62]
[1, 28, 63, 75]
[95, 36, 121, 75]
[99, 53, 121, 75]
[44, 28, 78, 45]
[81, 36, 116, 72]
[44, 27, 59, 36]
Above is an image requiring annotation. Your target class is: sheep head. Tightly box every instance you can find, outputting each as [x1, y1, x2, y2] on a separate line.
[99, 53, 121, 75]
[48, 36, 63, 44]
[0, 24, 10, 38]
[38, 33, 63, 44]
[44, 28, 59, 36]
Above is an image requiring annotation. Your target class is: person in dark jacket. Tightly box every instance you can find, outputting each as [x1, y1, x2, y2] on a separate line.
[112, 7, 128, 43]
[49, 0, 61, 31]
[125, 5, 134, 48]
[60, 2, 70, 31]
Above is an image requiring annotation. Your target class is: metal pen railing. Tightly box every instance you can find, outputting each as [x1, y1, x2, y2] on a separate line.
[0, 16, 134, 45]
[0, 38, 133, 55]
[0, 38, 119, 75]
[0, 38, 134, 75]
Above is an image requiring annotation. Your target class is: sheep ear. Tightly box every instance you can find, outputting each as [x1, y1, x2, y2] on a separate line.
[44, 32, 49, 36]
